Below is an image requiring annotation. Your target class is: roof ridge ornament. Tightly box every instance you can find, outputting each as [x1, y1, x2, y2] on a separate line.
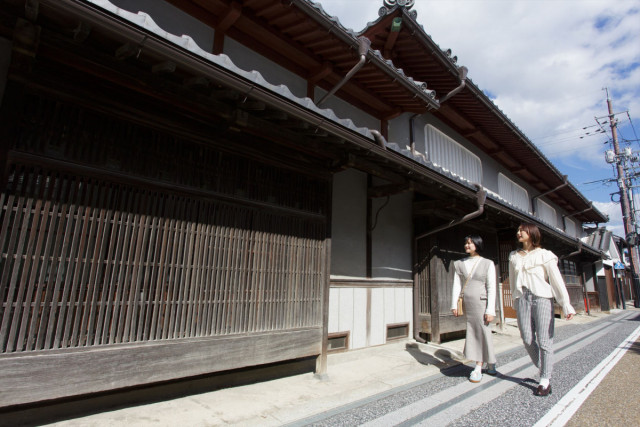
[383, 0, 415, 8]
[380, 0, 418, 19]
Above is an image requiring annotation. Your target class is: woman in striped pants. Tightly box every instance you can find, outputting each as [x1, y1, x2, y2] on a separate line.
[508, 223, 575, 396]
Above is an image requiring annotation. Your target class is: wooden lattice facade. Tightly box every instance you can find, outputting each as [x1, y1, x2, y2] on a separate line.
[0, 88, 330, 406]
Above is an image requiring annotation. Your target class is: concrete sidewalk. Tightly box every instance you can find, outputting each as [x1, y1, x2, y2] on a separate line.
[43, 311, 611, 426]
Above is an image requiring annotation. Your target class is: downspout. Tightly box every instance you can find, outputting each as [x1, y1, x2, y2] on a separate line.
[317, 36, 371, 107]
[532, 175, 569, 216]
[562, 203, 594, 220]
[560, 242, 582, 260]
[562, 202, 594, 231]
[415, 183, 487, 241]
[412, 183, 486, 343]
[369, 129, 387, 150]
[439, 66, 468, 104]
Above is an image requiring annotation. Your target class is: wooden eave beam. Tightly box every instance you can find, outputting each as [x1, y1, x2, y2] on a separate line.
[213, 1, 242, 54]
[308, 61, 333, 84]
[383, 27, 400, 58]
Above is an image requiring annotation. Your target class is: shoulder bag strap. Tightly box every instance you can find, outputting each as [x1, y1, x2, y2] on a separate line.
[460, 258, 481, 298]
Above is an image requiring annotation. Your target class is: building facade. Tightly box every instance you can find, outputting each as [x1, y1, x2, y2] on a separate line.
[0, 0, 607, 407]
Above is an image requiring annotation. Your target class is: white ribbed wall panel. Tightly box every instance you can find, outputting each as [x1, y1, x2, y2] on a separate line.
[498, 173, 530, 212]
[328, 286, 413, 350]
[425, 125, 482, 183]
[370, 289, 385, 346]
[352, 288, 368, 349]
[537, 198, 557, 227]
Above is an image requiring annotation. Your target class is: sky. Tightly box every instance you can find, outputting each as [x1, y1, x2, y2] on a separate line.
[316, 0, 640, 236]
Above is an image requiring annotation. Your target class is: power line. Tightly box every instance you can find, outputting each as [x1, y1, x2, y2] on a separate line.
[530, 124, 599, 141]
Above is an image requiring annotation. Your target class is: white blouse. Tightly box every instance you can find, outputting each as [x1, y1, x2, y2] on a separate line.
[508, 248, 576, 317]
[450, 256, 497, 316]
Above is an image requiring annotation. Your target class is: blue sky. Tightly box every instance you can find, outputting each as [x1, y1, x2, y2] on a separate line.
[318, 0, 640, 235]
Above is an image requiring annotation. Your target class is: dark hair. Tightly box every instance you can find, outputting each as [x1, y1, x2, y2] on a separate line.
[518, 223, 542, 248]
[464, 235, 484, 253]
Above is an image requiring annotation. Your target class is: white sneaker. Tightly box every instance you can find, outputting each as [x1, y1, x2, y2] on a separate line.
[469, 369, 482, 383]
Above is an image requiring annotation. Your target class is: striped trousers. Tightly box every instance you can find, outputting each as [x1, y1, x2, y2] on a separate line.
[516, 287, 555, 379]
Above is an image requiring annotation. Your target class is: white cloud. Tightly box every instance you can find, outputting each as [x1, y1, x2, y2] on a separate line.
[593, 201, 625, 235]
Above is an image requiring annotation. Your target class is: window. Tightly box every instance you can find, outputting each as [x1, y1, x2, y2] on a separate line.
[498, 173, 529, 212]
[386, 323, 409, 341]
[327, 332, 349, 352]
[425, 125, 482, 183]
[536, 199, 557, 227]
[560, 260, 580, 285]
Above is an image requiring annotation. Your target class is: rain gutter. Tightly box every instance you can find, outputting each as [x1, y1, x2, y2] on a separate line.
[438, 66, 468, 104]
[532, 175, 569, 215]
[415, 183, 487, 241]
[317, 37, 370, 107]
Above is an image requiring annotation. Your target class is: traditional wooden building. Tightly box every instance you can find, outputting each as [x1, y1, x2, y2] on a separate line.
[582, 228, 638, 311]
[0, 0, 607, 408]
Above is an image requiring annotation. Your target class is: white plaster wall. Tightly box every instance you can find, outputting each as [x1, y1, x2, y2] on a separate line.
[224, 38, 307, 99]
[315, 87, 379, 131]
[331, 169, 367, 278]
[371, 190, 413, 280]
[331, 171, 412, 280]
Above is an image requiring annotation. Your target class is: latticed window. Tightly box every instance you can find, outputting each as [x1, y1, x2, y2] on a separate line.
[498, 173, 530, 212]
[536, 199, 557, 227]
[560, 260, 580, 285]
[424, 125, 482, 184]
[0, 93, 328, 354]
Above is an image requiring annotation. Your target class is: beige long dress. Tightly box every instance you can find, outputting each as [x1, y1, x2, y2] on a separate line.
[453, 257, 496, 364]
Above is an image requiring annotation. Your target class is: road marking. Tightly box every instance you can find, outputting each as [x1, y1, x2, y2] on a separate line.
[363, 318, 620, 427]
[534, 322, 640, 427]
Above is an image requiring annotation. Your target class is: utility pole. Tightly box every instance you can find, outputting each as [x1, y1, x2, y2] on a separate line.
[605, 88, 640, 307]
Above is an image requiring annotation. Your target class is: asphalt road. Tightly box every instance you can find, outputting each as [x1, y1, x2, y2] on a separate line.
[292, 310, 640, 426]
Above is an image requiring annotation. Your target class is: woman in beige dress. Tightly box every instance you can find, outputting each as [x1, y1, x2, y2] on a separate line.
[451, 235, 497, 383]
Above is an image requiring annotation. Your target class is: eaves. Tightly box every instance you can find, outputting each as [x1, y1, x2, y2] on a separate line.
[44, 0, 601, 255]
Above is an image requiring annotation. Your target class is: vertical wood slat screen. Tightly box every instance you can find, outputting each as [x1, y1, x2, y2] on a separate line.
[0, 164, 326, 354]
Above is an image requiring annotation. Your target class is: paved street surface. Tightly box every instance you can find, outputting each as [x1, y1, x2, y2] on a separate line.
[289, 309, 640, 427]
[4, 308, 638, 426]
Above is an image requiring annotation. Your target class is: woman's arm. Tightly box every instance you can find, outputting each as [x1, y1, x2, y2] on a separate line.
[451, 271, 461, 311]
[485, 261, 497, 317]
[508, 252, 516, 295]
[544, 254, 576, 319]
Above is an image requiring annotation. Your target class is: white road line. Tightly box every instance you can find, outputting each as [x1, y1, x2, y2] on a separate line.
[360, 318, 619, 427]
[534, 322, 640, 427]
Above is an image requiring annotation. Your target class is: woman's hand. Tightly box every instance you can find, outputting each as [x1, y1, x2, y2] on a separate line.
[452, 309, 458, 317]
[566, 313, 575, 320]
[484, 314, 494, 324]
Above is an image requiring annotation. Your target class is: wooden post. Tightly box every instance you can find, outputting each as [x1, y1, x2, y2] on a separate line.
[315, 182, 332, 379]
[429, 237, 440, 343]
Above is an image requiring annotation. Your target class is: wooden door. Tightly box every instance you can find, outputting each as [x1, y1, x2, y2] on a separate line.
[499, 239, 517, 318]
